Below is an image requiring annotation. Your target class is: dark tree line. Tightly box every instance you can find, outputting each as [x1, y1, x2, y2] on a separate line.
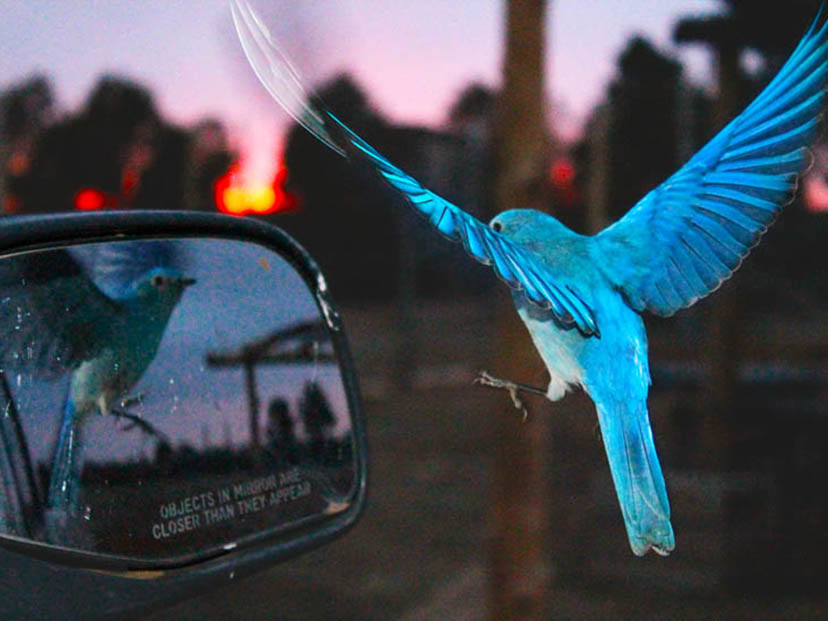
[0, 74, 233, 215]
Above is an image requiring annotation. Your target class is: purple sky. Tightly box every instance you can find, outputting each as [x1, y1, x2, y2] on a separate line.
[1, 1, 720, 184]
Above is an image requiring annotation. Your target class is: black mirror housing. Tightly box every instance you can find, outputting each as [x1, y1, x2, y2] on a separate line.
[0, 210, 367, 618]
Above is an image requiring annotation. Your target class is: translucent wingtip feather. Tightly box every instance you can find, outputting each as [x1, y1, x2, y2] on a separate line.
[231, 0, 344, 156]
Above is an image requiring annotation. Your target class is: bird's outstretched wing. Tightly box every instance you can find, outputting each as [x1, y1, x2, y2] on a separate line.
[231, 0, 598, 336]
[78, 239, 182, 299]
[595, 11, 828, 316]
[0, 248, 119, 377]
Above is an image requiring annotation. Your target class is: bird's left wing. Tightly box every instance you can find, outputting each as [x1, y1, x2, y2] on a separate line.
[231, 0, 598, 336]
[595, 11, 828, 316]
[0, 248, 119, 377]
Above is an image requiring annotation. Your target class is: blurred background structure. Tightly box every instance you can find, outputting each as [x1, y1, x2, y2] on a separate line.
[2, 0, 828, 618]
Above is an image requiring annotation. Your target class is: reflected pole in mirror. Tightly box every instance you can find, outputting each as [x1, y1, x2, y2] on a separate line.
[0, 242, 195, 544]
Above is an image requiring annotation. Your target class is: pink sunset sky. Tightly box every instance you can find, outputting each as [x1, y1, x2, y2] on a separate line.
[1, 1, 721, 186]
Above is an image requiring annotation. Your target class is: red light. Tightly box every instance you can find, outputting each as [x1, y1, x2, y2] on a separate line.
[3, 195, 20, 214]
[75, 188, 106, 210]
[550, 158, 575, 187]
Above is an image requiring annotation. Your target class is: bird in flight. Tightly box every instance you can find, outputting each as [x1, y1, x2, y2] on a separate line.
[232, 0, 828, 555]
[0, 240, 194, 542]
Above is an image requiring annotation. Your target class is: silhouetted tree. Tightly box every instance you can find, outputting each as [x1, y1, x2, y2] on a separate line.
[0, 75, 52, 141]
[448, 83, 496, 124]
[181, 119, 235, 211]
[0, 76, 53, 213]
[447, 83, 497, 218]
[267, 398, 293, 440]
[607, 38, 682, 220]
[299, 382, 335, 444]
[15, 75, 233, 214]
[266, 397, 299, 464]
[274, 74, 400, 301]
[18, 76, 159, 213]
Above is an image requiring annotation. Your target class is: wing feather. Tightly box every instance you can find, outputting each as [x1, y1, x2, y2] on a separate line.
[596, 11, 828, 316]
[0, 248, 118, 377]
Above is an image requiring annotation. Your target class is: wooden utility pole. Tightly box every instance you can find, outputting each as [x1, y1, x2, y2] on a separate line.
[488, 1, 551, 619]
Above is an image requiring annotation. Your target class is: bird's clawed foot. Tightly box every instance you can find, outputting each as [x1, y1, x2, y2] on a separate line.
[119, 393, 145, 409]
[111, 408, 169, 443]
[473, 371, 546, 422]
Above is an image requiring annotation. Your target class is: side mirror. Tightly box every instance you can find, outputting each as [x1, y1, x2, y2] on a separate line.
[0, 211, 366, 579]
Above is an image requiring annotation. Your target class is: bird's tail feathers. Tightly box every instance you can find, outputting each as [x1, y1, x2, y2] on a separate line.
[594, 396, 675, 556]
[46, 399, 83, 512]
[231, 0, 345, 157]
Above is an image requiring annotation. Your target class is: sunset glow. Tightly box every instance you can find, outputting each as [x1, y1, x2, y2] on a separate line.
[214, 162, 297, 216]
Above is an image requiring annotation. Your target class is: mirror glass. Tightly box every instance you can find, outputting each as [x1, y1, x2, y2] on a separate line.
[0, 237, 359, 565]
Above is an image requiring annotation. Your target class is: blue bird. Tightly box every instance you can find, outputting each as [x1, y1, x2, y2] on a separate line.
[0, 241, 194, 539]
[232, 0, 828, 555]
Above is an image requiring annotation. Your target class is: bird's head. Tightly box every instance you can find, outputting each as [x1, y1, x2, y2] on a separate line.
[132, 267, 196, 309]
[489, 209, 570, 243]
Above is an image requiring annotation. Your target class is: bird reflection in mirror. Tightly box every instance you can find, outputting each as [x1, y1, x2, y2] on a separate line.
[0, 240, 194, 543]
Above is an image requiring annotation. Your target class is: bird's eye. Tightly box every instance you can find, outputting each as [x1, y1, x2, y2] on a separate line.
[151, 274, 166, 288]
[492, 221, 503, 232]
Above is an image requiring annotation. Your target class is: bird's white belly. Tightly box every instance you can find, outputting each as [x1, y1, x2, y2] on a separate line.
[517, 307, 584, 401]
[69, 346, 144, 416]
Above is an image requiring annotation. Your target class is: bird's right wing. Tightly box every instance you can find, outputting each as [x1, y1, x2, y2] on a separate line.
[82, 239, 182, 299]
[594, 10, 828, 317]
[0, 248, 119, 377]
[231, 0, 598, 336]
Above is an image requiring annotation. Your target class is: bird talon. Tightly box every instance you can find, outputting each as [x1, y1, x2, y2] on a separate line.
[474, 371, 532, 421]
[119, 393, 145, 409]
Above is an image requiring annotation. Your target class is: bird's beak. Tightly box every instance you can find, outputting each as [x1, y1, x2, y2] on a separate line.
[180, 277, 197, 288]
